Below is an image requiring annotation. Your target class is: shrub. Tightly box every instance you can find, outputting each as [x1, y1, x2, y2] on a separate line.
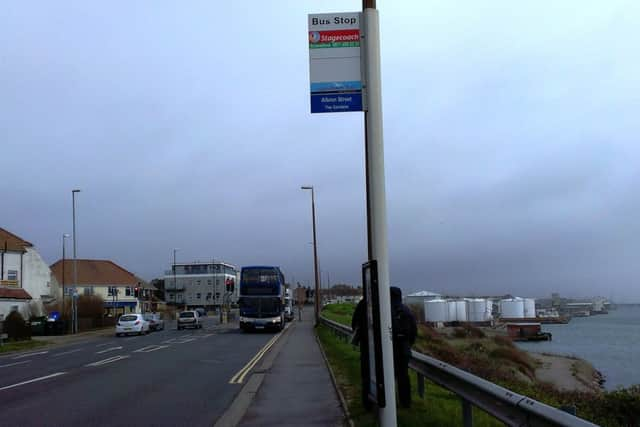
[452, 328, 468, 338]
[493, 335, 514, 347]
[464, 324, 486, 338]
[4, 311, 31, 341]
[489, 347, 535, 379]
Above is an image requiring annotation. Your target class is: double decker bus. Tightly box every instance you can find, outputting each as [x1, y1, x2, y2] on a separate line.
[238, 266, 285, 332]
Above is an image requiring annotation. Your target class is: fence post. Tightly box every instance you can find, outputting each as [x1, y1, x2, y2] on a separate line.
[461, 398, 473, 427]
[417, 372, 425, 398]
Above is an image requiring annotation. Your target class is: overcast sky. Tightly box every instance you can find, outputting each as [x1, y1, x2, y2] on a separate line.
[2, 1, 639, 301]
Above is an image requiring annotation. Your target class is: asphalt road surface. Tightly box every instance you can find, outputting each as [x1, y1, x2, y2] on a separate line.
[0, 318, 279, 427]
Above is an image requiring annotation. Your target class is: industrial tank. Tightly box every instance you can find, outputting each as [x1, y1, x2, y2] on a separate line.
[500, 298, 525, 319]
[466, 298, 489, 322]
[424, 299, 448, 323]
[447, 300, 457, 322]
[455, 300, 468, 322]
[486, 300, 494, 319]
[523, 298, 536, 318]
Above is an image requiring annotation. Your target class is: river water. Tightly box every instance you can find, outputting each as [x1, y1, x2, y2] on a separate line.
[515, 304, 640, 390]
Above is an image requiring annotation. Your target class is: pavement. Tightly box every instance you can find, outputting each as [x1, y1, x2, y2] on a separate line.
[237, 309, 346, 427]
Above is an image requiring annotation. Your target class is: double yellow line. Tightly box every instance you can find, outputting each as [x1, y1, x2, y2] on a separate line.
[229, 328, 284, 384]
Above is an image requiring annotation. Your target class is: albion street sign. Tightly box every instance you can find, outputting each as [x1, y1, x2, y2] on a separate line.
[308, 13, 362, 113]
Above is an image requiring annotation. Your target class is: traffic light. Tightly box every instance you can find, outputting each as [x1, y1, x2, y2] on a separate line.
[225, 278, 235, 293]
[134, 287, 140, 298]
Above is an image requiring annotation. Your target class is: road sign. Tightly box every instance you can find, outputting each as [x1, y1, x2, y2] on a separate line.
[308, 12, 362, 113]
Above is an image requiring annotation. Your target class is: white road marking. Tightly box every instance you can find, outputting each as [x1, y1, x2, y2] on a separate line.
[95, 346, 123, 354]
[200, 333, 215, 338]
[52, 348, 85, 357]
[85, 355, 129, 367]
[0, 372, 66, 391]
[0, 360, 31, 369]
[134, 345, 169, 353]
[12, 351, 48, 359]
[95, 343, 111, 347]
[162, 337, 196, 344]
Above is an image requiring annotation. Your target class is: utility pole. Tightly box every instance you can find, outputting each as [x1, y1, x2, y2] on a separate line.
[72, 189, 81, 334]
[61, 234, 69, 321]
[173, 248, 179, 315]
[301, 186, 321, 326]
[362, 1, 397, 424]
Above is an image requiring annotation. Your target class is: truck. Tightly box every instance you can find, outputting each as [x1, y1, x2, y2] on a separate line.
[284, 288, 294, 322]
[238, 266, 285, 332]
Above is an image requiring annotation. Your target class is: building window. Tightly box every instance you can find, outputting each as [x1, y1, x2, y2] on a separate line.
[196, 293, 201, 299]
[7, 270, 18, 281]
[206, 292, 212, 300]
[196, 280, 201, 286]
[83, 287, 94, 296]
[207, 279, 212, 286]
[125, 287, 132, 296]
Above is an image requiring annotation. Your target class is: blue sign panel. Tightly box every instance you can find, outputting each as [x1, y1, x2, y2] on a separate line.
[310, 91, 362, 113]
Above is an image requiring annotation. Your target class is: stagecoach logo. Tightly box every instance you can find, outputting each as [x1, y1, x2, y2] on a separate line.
[309, 31, 321, 44]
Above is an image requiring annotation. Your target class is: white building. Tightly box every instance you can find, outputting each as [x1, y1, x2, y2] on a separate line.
[404, 290, 441, 307]
[0, 227, 60, 320]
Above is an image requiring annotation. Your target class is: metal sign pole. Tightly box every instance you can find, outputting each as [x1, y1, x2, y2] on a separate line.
[362, 1, 397, 425]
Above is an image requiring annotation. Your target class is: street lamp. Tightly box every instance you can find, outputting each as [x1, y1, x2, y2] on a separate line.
[72, 189, 81, 334]
[61, 233, 70, 320]
[301, 186, 320, 326]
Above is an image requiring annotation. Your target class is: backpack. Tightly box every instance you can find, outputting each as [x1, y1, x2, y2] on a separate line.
[392, 304, 412, 342]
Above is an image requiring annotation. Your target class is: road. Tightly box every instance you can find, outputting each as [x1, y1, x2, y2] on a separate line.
[0, 317, 281, 427]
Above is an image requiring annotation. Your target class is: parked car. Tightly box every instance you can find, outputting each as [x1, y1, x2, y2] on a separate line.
[143, 313, 164, 331]
[195, 307, 207, 317]
[177, 310, 202, 330]
[116, 314, 150, 336]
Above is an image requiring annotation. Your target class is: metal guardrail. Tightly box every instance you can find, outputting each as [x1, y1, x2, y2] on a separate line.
[319, 316, 599, 427]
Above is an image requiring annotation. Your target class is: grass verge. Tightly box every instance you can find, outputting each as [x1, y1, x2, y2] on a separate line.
[317, 324, 502, 427]
[0, 339, 49, 354]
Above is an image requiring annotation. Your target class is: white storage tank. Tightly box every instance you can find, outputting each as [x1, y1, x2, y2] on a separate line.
[424, 299, 448, 323]
[466, 298, 489, 322]
[455, 300, 468, 322]
[500, 298, 525, 319]
[447, 300, 457, 322]
[523, 298, 536, 318]
[486, 300, 494, 319]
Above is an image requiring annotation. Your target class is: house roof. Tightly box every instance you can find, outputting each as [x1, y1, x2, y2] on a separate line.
[0, 287, 33, 300]
[50, 259, 142, 286]
[0, 227, 33, 252]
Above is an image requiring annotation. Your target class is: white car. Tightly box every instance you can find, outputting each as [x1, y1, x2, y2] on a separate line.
[177, 310, 202, 330]
[116, 314, 150, 336]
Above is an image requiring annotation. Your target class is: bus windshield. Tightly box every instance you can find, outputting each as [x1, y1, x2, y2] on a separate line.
[241, 268, 279, 285]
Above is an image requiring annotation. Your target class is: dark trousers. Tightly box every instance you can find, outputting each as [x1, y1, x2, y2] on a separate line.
[359, 343, 373, 410]
[394, 346, 411, 408]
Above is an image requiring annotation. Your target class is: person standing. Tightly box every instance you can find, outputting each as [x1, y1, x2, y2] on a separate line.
[390, 286, 417, 408]
[351, 298, 372, 410]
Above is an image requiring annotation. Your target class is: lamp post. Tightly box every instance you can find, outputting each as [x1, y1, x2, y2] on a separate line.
[301, 186, 320, 326]
[173, 248, 179, 313]
[61, 233, 70, 320]
[72, 189, 81, 334]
